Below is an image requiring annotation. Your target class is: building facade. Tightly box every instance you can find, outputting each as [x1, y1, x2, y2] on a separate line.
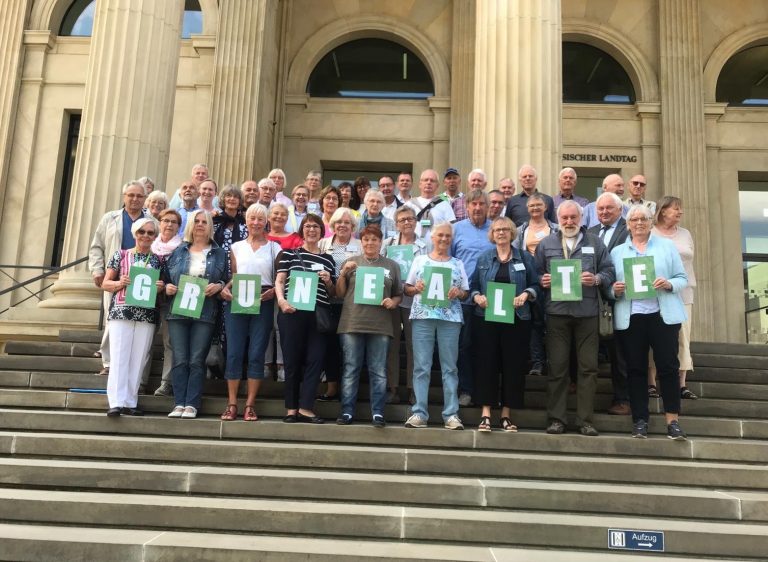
[0, 0, 766, 343]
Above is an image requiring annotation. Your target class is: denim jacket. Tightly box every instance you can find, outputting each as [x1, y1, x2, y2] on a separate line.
[164, 241, 228, 323]
[470, 246, 539, 320]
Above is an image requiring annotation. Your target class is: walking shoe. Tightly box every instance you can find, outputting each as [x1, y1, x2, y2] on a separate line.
[632, 419, 648, 439]
[372, 414, 386, 428]
[336, 413, 353, 425]
[154, 383, 173, 397]
[106, 407, 121, 417]
[444, 415, 464, 430]
[181, 406, 198, 419]
[667, 420, 687, 441]
[607, 402, 631, 415]
[528, 363, 544, 376]
[579, 424, 599, 437]
[404, 414, 427, 428]
[680, 387, 698, 400]
[546, 419, 566, 434]
[121, 407, 144, 416]
[458, 393, 472, 407]
[167, 406, 184, 418]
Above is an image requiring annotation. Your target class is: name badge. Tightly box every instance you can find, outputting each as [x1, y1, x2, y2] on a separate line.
[513, 263, 526, 271]
[420, 219, 432, 227]
[535, 231, 546, 239]
[310, 263, 324, 271]
[582, 246, 595, 255]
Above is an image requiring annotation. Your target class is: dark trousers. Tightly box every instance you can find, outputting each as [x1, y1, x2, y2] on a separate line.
[546, 314, 598, 425]
[606, 337, 629, 404]
[616, 312, 680, 423]
[277, 309, 327, 410]
[473, 316, 530, 409]
[530, 300, 547, 367]
[457, 304, 474, 395]
[323, 303, 343, 384]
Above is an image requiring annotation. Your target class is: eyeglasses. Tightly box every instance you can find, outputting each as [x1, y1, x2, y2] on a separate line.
[303, 224, 321, 230]
[160, 219, 179, 225]
[397, 217, 416, 223]
[631, 181, 647, 187]
[628, 217, 650, 223]
[493, 228, 512, 233]
[136, 229, 156, 236]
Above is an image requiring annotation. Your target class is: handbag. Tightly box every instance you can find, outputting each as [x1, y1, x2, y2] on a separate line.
[597, 290, 614, 338]
[294, 249, 336, 334]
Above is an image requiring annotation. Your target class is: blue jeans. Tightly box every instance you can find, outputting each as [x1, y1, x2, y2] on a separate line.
[457, 304, 474, 395]
[223, 299, 275, 380]
[411, 319, 461, 421]
[168, 318, 215, 409]
[340, 333, 390, 418]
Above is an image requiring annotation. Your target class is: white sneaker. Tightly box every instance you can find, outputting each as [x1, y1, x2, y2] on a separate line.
[168, 406, 184, 418]
[181, 406, 198, 419]
[276, 365, 285, 382]
[444, 415, 464, 430]
[458, 393, 472, 407]
[404, 414, 427, 428]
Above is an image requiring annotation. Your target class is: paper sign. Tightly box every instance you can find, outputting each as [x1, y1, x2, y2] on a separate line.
[354, 267, 384, 305]
[386, 245, 415, 279]
[421, 266, 451, 307]
[485, 282, 516, 324]
[171, 274, 207, 318]
[124, 266, 160, 309]
[231, 273, 262, 314]
[550, 259, 582, 301]
[287, 270, 319, 311]
[624, 256, 657, 300]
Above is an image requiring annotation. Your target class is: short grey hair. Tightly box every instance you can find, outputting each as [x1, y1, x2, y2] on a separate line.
[245, 203, 269, 220]
[557, 199, 583, 218]
[257, 178, 276, 190]
[329, 207, 359, 230]
[145, 190, 168, 206]
[130, 217, 159, 237]
[559, 167, 577, 179]
[595, 192, 623, 208]
[364, 189, 385, 204]
[219, 184, 242, 203]
[468, 168, 487, 182]
[465, 189, 488, 204]
[122, 180, 145, 195]
[626, 204, 653, 222]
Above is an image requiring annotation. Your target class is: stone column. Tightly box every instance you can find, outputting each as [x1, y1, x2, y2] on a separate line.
[448, 0, 475, 180]
[658, 0, 714, 341]
[473, 0, 561, 191]
[206, 0, 272, 186]
[41, 0, 184, 311]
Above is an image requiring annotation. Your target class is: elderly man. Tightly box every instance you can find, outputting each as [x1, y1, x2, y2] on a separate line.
[379, 175, 402, 220]
[177, 181, 200, 233]
[487, 189, 506, 220]
[405, 169, 456, 249]
[441, 167, 467, 221]
[467, 168, 488, 191]
[268, 168, 292, 207]
[625, 174, 656, 214]
[582, 173, 628, 228]
[588, 192, 630, 415]
[504, 165, 556, 226]
[89, 181, 149, 376]
[240, 180, 260, 209]
[535, 200, 615, 436]
[553, 168, 589, 209]
[396, 172, 413, 203]
[498, 177, 516, 201]
[169, 163, 208, 209]
[257, 178, 277, 208]
[451, 190, 495, 406]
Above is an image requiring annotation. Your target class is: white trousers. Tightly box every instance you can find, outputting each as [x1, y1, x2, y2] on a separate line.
[99, 291, 111, 367]
[107, 320, 155, 408]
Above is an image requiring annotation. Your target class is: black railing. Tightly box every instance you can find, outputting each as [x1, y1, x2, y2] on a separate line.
[0, 257, 89, 316]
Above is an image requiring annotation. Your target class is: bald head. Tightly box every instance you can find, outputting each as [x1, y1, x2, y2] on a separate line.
[602, 174, 625, 197]
[419, 169, 439, 198]
[518, 165, 538, 195]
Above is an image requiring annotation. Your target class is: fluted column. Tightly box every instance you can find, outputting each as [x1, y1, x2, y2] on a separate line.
[206, 0, 271, 186]
[448, 0, 475, 179]
[473, 0, 561, 191]
[659, 0, 714, 341]
[41, 0, 184, 310]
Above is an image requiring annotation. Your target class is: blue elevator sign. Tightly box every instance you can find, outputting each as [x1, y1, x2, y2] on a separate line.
[608, 529, 665, 552]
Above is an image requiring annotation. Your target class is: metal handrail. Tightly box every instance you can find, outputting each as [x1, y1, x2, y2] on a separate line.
[0, 256, 88, 298]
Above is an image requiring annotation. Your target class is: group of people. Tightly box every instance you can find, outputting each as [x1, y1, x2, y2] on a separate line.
[88, 162, 695, 440]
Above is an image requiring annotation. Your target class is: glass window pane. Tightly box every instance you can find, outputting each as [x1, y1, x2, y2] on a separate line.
[182, 0, 203, 39]
[562, 42, 635, 104]
[60, 0, 95, 37]
[716, 45, 768, 106]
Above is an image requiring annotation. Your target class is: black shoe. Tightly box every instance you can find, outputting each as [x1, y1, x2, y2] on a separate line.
[120, 407, 144, 416]
[680, 387, 698, 400]
[632, 419, 648, 439]
[317, 393, 339, 402]
[297, 412, 324, 424]
[529, 363, 544, 376]
[282, 414, 298, 423]
[372, 414, 386, 428]
[579, 424, 599, 437]
[546, 419, 566, 434]
[667, 420, 687, 441]
[336, 413, 353, 425]
[106, 407, 121, 417]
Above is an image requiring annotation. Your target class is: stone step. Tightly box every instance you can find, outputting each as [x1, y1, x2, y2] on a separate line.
[58, 329, 103, 344]
[0, 355, 162, 374]
[0, 457, 765, 521]
[691, 353, 768, 370]
[690, 366, 768, 384]
[0, 488, 766, 558]
[4, 340, 162, 359]
[1, 523, 752, 562]
[691, 341, 768, 357]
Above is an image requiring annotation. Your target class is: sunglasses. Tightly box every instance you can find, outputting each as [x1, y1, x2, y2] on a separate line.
[136, 229, 156, 236]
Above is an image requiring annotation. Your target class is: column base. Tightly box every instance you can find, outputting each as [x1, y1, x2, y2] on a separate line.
[37, 270, 102, 311]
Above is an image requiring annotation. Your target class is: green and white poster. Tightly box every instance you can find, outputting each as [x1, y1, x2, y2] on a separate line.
[231, 273, 262, 314]
[171, 274, 207, 318]
[353, 266, 384, 305]
[287, 270, 319, 311]
[386, 245, 415, 279]
[550, 259, 582, 302]
[421, 266, 451, 307]
[623, 256, 657, 300]
[124, 266, 159, 309]
[485, 282, 516, 324]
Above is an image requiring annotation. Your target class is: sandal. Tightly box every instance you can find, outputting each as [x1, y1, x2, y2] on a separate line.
[220, 404, 237, 421]
[500, 417, 518, 433]
[243, 404, 258, 421]
[680, 387, 698, 400]
[648, 385, 660, 398]
[477, 416, 492, 432]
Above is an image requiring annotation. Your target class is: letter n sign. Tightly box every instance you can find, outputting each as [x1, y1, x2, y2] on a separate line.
[287, 270, 319, 311]
[550, 259, 582, 301]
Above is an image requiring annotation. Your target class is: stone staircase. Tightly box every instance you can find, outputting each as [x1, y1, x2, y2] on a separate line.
[0, 330, 766, 560]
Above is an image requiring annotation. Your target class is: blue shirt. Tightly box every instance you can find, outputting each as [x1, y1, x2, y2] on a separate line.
[451, 218, 494, 281]
[582, 201, 628, 229]
[121, 209, 142, 250]
[178, 204, 200, 234]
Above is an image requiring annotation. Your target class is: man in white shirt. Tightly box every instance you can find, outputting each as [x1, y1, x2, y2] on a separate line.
[396, 172, 413, 203]
[625, 174, 656, 214]
[405, 169, 456, 249]
[379, 175, 401, 221]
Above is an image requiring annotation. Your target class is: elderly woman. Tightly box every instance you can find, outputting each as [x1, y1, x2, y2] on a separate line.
[138, 176, 155, 195]
[269, 168, 292, 207]
[650, 196, 697, 400]
[471, 217, 539, 431]
[382, 205, 426, 404]
[145, 190, 168, 219]
[219, 204, 281, 421]
[335, 226, 402, 426]
[611, 205, 688, 440]
[286, 185, 310, 233]
[165, 210, 228, 419]
[275, 213, 337, 423]
[101, 217, 164, 416]
[360, 190, 396, 239]
[403, 222, 470, 430]
[305, 171, 323, 215]
[150, 209, 183, 397]
[267, 203, 303, 251]
[198, 178, 219, 215]
[318, 208, 362, 400]
[319, 185, 342, 237]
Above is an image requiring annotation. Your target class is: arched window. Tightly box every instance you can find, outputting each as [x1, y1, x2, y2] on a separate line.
[717, 45, 768, 106]
[60, 0, 94, 36]
[307, 38, 434, 100]
[182, 0, 203, 39]
[562, 42, 636, 104]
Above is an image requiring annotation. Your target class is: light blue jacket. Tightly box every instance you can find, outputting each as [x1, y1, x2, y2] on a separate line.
[609, 234, 688, 330]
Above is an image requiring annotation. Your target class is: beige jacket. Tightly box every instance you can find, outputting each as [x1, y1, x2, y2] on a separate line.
[88, 209, 147, 277]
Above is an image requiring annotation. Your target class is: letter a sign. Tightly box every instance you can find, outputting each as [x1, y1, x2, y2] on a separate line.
[171, 274, 207, 318]
[354, 267, 384, 305]
[485, 282, 516, 324]
[623, 257, 657, 300]
[231, 273, 262, 314]
[550, 259, 582, 301]
[125, 266, 159, 308]
[287, 270, 319, 311]
[421, 266, 451, 307]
